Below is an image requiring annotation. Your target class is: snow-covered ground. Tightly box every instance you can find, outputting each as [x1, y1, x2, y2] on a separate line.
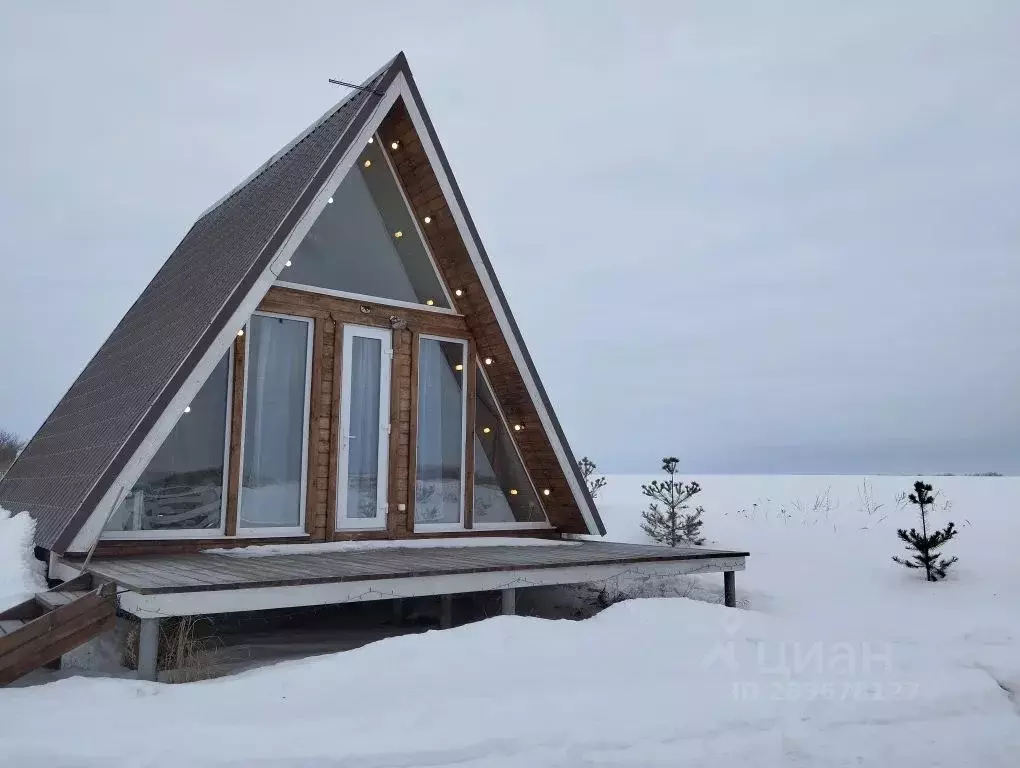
[1, 475, 1019, 766]
[0, 508, 45, 611]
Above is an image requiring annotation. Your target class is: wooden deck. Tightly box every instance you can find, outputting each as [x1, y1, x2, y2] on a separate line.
[55, 541, 748, 622]
[79, 541, 748, 595]
[60, 542, 748, 680]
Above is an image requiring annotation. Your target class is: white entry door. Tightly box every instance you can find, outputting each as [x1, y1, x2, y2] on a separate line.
[336, 325, 392, 530]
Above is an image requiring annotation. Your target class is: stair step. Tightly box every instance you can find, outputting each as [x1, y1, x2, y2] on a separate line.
[36, 591, 89, 610]
[0, 620, 26, 637]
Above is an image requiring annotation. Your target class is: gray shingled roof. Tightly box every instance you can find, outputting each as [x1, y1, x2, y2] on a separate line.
[0, 58, 400, 551]
[0, 52, 605, 552]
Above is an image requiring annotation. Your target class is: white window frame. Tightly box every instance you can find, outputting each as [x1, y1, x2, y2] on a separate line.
[274, 282, 461, 317]
[236, 311, 314, 538]
[470, 363, 553, 531]
[413, 334, 468, 532]
[101, 353, 234, 540]
[274, 130, 456, 313]
[336, 325, 393, 531]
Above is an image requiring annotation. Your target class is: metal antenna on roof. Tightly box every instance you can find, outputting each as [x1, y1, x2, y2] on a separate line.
[328, 78, 384, 97]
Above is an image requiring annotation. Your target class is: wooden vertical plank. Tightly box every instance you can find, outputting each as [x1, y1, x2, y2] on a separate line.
[303, 315, 325, 539]
[386, 327, 403, 538]
[224, 334, 246, 537]
[406, 331, 421, 535]
[462, 344, 476, 529]
[326, 316, 343, 538]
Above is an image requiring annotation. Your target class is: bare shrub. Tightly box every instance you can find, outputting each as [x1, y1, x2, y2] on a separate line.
[124, 616, 223, 683]
[791, 486, 838, 524]
[0, 429, 23, 476]
[857, 478, 884, 517]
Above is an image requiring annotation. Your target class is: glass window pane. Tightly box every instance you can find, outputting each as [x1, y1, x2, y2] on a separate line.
[415, 338, 465, 524]
[283, 140, 449, 308]
[104, 354, 230, 532]
[472, 370, 547, 524]
[239, 314, 309, 529]
[345, 336, 383, 520]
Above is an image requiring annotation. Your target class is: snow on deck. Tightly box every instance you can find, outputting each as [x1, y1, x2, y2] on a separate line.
[203, 536, 578, 558]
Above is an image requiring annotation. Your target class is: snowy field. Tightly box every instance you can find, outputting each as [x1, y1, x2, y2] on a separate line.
[1, 474, 1019, 766]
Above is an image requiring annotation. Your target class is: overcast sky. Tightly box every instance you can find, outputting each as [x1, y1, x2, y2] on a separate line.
[1, 1, 1017, 475]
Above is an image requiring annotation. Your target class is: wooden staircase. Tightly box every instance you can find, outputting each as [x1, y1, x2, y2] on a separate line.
[0, 575, 116, 685]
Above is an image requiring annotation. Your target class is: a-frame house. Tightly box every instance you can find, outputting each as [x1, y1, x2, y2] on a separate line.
[0, 54, 746, 682]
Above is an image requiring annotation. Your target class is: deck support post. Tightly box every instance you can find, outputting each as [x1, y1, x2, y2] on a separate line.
[392, 597, 405, 625]
[501, 588, 516, 616]
[723, 571, 736, 608]
[138, 618, 160, 681]
[439, 594, 453, 629]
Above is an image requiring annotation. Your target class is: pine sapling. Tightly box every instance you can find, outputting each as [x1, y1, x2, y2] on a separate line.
[578, 456, 608, 500]
[640, 457, 705, 546]
[892, 480, 959, 582]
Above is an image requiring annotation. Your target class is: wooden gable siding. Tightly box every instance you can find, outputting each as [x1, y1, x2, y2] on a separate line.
[379, 102, 587, 534]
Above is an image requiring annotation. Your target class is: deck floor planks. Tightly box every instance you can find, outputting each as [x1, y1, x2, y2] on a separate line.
[83, 542, 749, 594]
[85, 559, 181, 589]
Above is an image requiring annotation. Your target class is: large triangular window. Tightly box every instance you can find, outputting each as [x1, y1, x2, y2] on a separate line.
[104, 352, 231, 534]
[280, 136, 450, 309]
[472, 368, 548, 525]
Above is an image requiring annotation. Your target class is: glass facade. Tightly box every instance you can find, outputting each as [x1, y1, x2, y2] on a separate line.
[104, 354, 230, 532]
[415, 338, 466, 525]
[283, 140, 449, 308]
[238, 314, 310, 530]
[472, 369, 546, 524]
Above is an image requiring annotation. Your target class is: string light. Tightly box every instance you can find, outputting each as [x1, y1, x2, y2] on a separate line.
[327, 197, 334, 204]
[423, 216, 432, 224]
[390, 140, 399, 150]
[482, 427, 491, 434]
[454, 289, 463, 297]
[543, 489, 551, 496]
[454, 363, 463, 371]
[285, 260, 292, 267]
[184, 406, 191, 414]
[425, 299, 435, 306]
[513, 424, 523, 432]
[237, 329, 245, 337]
[394, 231, 403, 238]
[484, 357, 493, 365]
[509, 489, 518, 496]
[364, 159, 372, 168]
[368, 137, 374, 144]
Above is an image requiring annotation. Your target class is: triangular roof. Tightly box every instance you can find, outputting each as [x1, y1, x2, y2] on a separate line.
[0, 53, 604, 553]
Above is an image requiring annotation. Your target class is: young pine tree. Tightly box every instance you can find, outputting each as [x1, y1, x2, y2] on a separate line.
[892, 480, 959, 582]
[578, 456, 607, 500]
[640, 457, 705, 546]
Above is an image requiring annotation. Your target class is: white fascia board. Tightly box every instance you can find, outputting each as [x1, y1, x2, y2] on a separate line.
[118, 556, 747, 618]
[67, 80, 403, 553]
[392, 77, 602, 536]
